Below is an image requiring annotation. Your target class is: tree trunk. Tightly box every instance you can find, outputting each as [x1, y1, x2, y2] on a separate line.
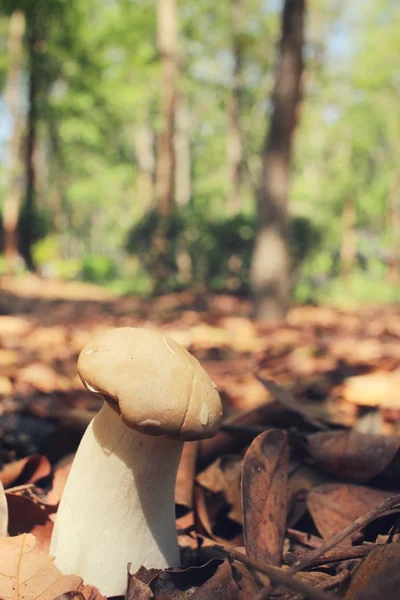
[21, 14, 40, 272]
[155, 0, 178, 217]
[134, 122, 155, 212]
[153, 0, 178, 291]
[340, 196, 356, 279]
[175, 95, 191, 207]
[2, 10, 26, 274]
[250, 0, 305, 320]
[387, 174, 400, 283]
[227, 0, 244, 216]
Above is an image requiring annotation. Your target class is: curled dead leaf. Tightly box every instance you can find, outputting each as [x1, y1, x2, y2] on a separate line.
[306, 430, 400, 483]
[0, 454, 52, 489]
[6, 492, 56, 552]
[307, 484, 393, 541]
[242, 429, 289, 567]
[197, 455, 243, 524]
[344, 544, 400, 600]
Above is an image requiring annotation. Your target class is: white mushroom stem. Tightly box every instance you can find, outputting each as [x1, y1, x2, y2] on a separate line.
[50, 401, 183, 597]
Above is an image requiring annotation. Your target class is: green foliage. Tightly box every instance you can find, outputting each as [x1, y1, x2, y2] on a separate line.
[126, 211, 322, 294]
[0, 0, 399, 305]
[81, 255, 119, 283]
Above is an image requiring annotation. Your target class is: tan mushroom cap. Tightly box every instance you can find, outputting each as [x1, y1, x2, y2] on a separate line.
[77, 327, 222, 440]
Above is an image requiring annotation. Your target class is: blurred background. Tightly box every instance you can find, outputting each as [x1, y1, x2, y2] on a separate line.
[0, 0, 399, 320]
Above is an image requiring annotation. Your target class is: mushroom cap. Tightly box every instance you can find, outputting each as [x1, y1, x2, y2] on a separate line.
[77, 327, 222, 440]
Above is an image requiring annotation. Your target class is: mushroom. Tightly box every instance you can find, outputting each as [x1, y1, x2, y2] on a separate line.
[50, 327, 222, 597]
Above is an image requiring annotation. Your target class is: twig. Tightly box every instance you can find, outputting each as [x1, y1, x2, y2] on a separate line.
[285, 543, 379, 568]
[289, 493, 400, 574]
[220, 546, 336, 600]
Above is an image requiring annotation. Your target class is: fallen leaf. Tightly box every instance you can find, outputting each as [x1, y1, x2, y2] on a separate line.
[306, 430, 400, 483]
[0, 376, 13, 396]
[199, 399, 305, 469]
[344, 544, 400, 600]
[343, 372, 400, 408]
[149, 559, 239, 599]
[0, 533, 104, 600]
[194, 483, 242, 546]
[7, 492, 56, 552]
[126, 571, 153, 600]
[0, 455, 52, 489]
[190, 559, 240, 599]
[307, 484, 391, 541]
[242, 429, 289, 566]
[47, 456, 74, 507]
[17, 363, 70, 393]
[197, 455, 243, 524]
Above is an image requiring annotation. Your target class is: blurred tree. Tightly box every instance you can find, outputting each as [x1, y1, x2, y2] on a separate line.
[250, 0, 306, 320]
[2, 9, 25, 273]
[226, 0, 245, 215]
[155, 0, 178, 216]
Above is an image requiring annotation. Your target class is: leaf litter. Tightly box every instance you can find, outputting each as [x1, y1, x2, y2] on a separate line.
[1, 278, 400, 598]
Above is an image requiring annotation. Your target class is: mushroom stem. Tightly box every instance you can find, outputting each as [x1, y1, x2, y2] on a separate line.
[50, 401, 183, 597]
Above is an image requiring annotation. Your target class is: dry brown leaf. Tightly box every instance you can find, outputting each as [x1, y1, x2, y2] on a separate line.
[242, 429, 289, 567]
[17, 362, 70, 393]
[344, 544, 400, 600]
[306, 430, 400, 483]
[0, 455, 52, 489]
[343, 372, 400, 408]
[194, 483, 242, 546]
[0, 315, 33, 339]
[307, 484, 391, 541]
[149, 559, 239, 599]
[197, 455, 243, 524]
[126, 572, 153, 600]
[7, 492, 56, 552]
[47, 456, 74, 507]
[0, 375, 13, 396]
[0, 533, 104, 600]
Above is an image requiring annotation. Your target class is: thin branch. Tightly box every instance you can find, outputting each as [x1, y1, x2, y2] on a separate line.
[285, 543, 379, 569]
[220, 546, 336, 600]
[288, 494, 400, 574]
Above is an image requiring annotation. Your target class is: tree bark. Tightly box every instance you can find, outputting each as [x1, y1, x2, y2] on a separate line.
[250, 0, 305, 320]
[134, 122, 155, 211]
[21, 13, 41, 272]
[340, 196, 356, 279]
[153, 0, 179, 292]
[175, 95, 191, 207]
[155, 0, 178, 217]
[2, 10, 26, 274]
[387, 174, 400, 283]
[227, 0, 245, 215]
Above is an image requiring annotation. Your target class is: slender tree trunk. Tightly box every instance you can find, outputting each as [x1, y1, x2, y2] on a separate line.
[155, 0, 178, 217]
[153, 0, 178, 291]
[134, 122, 155, 211]
[227, 0, 244, 215]
[387, 174, 400, 283]
[175, 95, 191, 207]
[21, 15, 40, 272]
[250, 0, 305, 320]
[340, 196, 356, 279]
[2, 10, 26, 274]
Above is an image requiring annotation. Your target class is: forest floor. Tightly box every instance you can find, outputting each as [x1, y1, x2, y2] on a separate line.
[0, 274, 400, 599]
